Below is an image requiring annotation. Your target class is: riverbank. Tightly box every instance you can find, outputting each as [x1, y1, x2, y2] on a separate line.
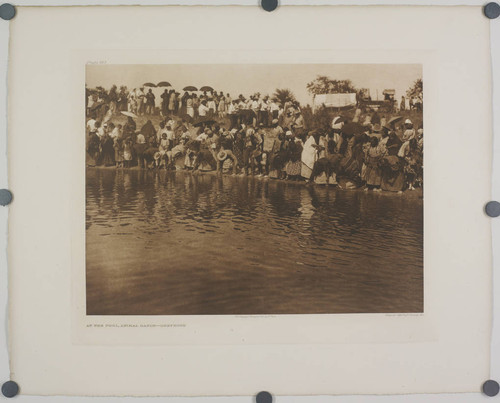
[86, 166, 423, 198]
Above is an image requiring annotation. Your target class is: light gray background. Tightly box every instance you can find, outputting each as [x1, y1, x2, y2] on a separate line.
[1, 1, 498, 402]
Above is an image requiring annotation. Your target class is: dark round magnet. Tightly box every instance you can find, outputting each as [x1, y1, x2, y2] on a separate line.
[261, 0, 278, 12]
[484, 2, 500, 19]
[0, 189, 12, 206]
[256, 391, 273, 403]
[0, 3, 16, 21]
[483, 380, 500, 397]
[485, 201, 500, 217]
[1, 381, 19, 398]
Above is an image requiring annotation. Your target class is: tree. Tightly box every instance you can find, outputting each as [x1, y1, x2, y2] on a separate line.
[272, 88, 297, 105]
[306, 75, 358, 95]
[406, 78, 423, 98]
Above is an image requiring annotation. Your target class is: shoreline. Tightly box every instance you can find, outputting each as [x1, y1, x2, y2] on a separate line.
[87, 166, 423, 198]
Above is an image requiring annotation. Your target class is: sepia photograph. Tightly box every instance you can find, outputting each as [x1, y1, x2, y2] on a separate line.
[85, 64, 423, 316]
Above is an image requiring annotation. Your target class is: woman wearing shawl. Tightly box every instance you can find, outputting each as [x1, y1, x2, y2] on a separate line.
[161, 90, 170, 117]
[123, 116, 136, 140]
[186, 96, 194, 119]
[399, 138, 422, 190]
[113, 136, 124, 168]
[285, 135, 303, 180]
[268, 126, 285, 179]
[363, 137, 386, 190]
[379, 154, 405, 192]
[168, 90, 175, 114]
[140, 120, 156, 139]
[86, 130, 100, 167]
[108, 85, 118, 115]
[301, 131, 319, 180]
[101, 131, 115, 167]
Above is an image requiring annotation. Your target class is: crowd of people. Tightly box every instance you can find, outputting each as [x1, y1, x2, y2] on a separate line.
[86, 85, 423, 193]
[399, 94, 423, 112]
[87, 85, 305, 128]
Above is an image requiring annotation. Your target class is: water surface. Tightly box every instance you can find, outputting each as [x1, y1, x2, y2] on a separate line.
[86, 168, 423, 315]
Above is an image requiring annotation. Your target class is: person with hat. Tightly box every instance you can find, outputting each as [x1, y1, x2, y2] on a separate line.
[402, 119, 416, 141]
[216, 130, 240, 175]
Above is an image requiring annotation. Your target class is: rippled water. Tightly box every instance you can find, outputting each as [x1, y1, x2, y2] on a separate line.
[86, 168, 423, 315]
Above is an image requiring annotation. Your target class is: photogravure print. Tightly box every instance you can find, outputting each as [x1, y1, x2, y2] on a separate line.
[85, 64, 423, 316]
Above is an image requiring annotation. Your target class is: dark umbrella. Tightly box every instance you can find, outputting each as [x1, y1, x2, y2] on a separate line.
[157, 81, 171, 87]
[388, 116, 404, 127]
[183, 86, 198, 91]
[341, 122, 364, 136]
[199, 86, 214, 92]
[89, 100, 105, 111]
[143, 82, 157, 87]
[193, 119, 216, 127]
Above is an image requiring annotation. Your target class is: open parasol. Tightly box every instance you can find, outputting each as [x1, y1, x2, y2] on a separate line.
[121, 111, 138, 119]
[157, 81, 171, 87]
[143, 82, 157, 87]
[183, 86, 198, 92]
[199, 86, 214, 92]
[387, 116, 404, 127]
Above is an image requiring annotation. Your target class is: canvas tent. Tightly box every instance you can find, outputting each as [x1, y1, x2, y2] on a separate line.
[313, 93, 357, 110]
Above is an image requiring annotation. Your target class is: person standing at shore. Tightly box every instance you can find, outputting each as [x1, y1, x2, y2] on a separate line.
[363, 136, 385, 191]
[301, 131, 319, 181]
[161, 89, 169, 117]
[146, 89, 155, 115]
[207, 97, 216, 117]
[218, 96, 226, 118]
[168, 90, 175, 115]
[137, 87, 146, 116]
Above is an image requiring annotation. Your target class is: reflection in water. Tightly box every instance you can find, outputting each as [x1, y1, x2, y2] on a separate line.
[86, 168, 423, 315]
